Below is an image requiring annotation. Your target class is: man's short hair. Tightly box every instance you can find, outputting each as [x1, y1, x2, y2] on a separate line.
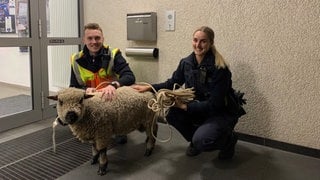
[84, 23, 103, 34]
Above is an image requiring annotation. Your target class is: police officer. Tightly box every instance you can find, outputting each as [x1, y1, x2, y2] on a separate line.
[132, 26, 238, 160]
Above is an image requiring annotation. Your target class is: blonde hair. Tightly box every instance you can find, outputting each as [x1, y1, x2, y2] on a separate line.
[193, 26, 228, 69]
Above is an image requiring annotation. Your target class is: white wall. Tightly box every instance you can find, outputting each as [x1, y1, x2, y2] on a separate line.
[0, 47, 30, 87]
[84, 0, 320, 149]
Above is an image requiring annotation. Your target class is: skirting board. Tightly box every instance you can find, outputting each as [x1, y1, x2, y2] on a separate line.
[237, 132, 319, 159]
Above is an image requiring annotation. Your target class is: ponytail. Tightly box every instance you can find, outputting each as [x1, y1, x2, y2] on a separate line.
[212, 45, 229, 69]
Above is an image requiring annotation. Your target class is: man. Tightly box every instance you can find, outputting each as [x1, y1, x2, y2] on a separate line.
[69, 23, 135, 144]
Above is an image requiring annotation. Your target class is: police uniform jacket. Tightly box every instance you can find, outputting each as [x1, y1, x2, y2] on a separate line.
[152, 50, 232, 116]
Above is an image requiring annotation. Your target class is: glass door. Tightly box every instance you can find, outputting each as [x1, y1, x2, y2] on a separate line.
[41, 0, 83, 118]
[0, 0, 83, 132]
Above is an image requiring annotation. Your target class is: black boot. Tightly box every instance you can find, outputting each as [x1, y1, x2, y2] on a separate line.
[115, 135, 128, 144]
[186, 142, 201, 157]
[218, 132, 238, 160]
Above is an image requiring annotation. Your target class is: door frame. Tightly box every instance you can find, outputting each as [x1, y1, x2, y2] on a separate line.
[39, 0, 84, 119]
[0, 0, 84, 132]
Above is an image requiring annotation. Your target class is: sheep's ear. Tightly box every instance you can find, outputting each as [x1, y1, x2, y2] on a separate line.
[47, 95, 58, 101]
[84, 94, 95, 99]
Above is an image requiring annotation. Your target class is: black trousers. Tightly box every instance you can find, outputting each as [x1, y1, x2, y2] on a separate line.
[166, 108, 238, 152]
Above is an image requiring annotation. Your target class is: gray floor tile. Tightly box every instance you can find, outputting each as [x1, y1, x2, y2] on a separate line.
[56, 124, 320, 180]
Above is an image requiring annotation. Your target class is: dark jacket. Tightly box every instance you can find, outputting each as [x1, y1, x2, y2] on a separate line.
[152, 50, 232, 116]
[70, 45, 135, 89]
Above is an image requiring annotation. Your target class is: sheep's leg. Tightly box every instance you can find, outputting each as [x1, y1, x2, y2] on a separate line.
[97, 148, 108, 176]
[145, 122, 158, 156]
[91, 143, 99, 165]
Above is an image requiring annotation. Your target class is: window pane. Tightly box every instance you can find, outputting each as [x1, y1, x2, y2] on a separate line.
[48, 45, 79, 106]
[0, 0, 30, 38]
[46, 0, 79, 37]
[0, 46, 32, 117]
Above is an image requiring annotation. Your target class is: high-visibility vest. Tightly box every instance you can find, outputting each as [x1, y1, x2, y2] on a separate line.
[71, 44, 119, 88]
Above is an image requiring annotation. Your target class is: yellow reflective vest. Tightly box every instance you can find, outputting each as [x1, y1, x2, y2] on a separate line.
[71, 45, 119, 88]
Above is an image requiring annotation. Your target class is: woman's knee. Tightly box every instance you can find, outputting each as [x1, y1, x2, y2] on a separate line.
[192, 125, 229, 151]
[192, 134, 218, 152]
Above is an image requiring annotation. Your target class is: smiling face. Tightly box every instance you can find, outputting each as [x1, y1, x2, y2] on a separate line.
[192, 26, 216, 63]
[192, 30, 212, 59]
[83, 28, 104, 56]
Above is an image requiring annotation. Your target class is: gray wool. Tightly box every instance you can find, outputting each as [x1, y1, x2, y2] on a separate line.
[55, 86, 156, 150]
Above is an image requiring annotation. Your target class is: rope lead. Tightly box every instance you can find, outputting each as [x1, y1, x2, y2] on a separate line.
[137, 82, 195, 143]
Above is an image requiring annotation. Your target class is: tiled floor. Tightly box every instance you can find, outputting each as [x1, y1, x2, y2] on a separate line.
[0, 82, 30, 99]
[0, 83, 319, 179]
[1, 119, 319, 180]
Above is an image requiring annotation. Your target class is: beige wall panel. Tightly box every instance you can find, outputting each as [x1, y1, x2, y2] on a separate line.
[84, 0, 320, 149]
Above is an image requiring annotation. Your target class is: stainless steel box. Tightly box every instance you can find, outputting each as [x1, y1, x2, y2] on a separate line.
[127, 12, 157, 41]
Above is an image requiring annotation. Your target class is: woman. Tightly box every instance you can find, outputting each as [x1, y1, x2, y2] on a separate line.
[132, 26, 238, 160]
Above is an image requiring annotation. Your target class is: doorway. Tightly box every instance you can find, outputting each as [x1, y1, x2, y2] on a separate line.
[0, 0, 84, 132]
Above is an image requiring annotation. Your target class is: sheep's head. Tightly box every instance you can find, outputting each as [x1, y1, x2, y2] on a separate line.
[47, 88, 94, 125]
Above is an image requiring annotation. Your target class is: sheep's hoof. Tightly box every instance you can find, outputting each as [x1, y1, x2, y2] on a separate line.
[91, 154, 99, 165]
[144, 149, 153, 157]
[97, 164, 108, 176]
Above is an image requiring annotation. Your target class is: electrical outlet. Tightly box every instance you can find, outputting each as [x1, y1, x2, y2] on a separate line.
[165, 10, 175, 31]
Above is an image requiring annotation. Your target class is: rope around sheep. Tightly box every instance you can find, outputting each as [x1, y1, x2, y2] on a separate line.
[136, 82, 195, 143]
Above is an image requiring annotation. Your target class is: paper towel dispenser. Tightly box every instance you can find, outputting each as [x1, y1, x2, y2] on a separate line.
[125, 47, 159, 58]
[127, 12, 157, 41]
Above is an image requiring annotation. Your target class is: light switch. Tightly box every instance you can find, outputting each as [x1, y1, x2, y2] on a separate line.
[165, 10, 175, 31]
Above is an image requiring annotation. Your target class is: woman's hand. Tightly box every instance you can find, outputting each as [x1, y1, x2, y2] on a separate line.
[174, 99, 188, 111]
[131, 84, 151, 93]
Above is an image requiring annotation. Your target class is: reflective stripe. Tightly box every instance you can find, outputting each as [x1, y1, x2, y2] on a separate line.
[71, 51, 86, 86]
[107, 48, 120, 78]
[71, 46, 120, 87]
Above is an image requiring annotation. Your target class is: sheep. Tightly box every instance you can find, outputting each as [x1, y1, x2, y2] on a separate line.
[47, 86, 158, 176]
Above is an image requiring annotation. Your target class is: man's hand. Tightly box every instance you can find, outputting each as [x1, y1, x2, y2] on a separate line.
[86, 87, 96, 94]
[97, 85, 117, 100]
